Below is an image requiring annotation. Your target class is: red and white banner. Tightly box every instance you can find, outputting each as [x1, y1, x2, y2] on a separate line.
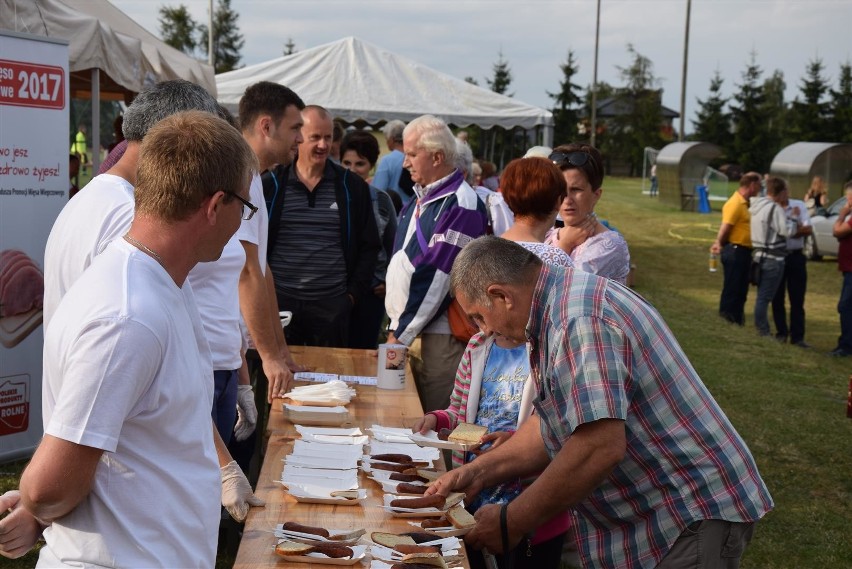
[0, 31, 69, 462]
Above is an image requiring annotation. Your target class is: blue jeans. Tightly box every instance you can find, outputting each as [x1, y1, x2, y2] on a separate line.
[838, 272, 852, 351]
[212, 369, 239, 444]
[754, 257, 785, 336]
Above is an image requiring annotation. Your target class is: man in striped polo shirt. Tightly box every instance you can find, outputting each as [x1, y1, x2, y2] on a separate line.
[431, 237, 773, 569]
[264, 105, 380, 348]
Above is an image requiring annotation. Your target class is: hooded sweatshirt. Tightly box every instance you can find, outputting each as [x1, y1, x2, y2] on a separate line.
[749, 196, 794, 258]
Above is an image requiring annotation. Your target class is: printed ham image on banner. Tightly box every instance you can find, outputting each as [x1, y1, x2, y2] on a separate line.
[0, 249, 44, 348]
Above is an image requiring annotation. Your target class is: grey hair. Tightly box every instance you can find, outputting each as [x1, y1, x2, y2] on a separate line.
[382, 119, 406, 143]
[123, 80, 218, 142]
[455, 139, 474, 184]
[450, 236, 542, 306]
[404, 115, 458, 166]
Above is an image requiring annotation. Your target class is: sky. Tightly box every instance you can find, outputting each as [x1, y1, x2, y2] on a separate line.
[110, 0, 852, 133]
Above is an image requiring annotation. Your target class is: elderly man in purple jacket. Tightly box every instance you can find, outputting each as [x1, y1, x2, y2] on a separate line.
[385, 115, 488, 413]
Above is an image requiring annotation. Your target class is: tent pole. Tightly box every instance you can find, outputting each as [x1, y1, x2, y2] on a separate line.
[543, 123, 553, 148]
[91, 69, 101, 174]
[208, 0, 214, 67]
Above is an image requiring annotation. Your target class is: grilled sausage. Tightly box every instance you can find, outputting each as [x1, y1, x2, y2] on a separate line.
[309, 544, 354, 558]
[280, 522, 330, 537]
[421, 518, 452, 529]
[371, 453, 412, 464]
[390, 472, 429, 483]
[389, 495, 446, 509]
[402, 531, 442, 544]
[394, 544, 441, 554]
[396, 483, 427, 495]
[372, 462, 415, 473]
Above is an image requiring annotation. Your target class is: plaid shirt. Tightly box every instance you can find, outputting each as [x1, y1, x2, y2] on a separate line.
[527, 265, 773, 569]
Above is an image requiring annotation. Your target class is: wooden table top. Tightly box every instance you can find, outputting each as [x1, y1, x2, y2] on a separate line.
[234, 346, 467, 569]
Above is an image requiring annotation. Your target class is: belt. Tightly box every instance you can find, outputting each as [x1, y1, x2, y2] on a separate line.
[727, 244, 752, 250]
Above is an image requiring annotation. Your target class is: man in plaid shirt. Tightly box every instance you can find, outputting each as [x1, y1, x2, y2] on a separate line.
[429, 237, 773, 569]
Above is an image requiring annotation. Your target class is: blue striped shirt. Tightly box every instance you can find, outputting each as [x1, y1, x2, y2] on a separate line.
[527, 265, 773, 569]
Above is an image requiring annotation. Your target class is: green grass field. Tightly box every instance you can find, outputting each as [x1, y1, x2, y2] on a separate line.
[2, 177, 850, 568]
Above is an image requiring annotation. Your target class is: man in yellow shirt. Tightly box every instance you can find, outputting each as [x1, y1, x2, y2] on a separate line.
[710, 172, 762, 324]
[70, 124, 87, 174]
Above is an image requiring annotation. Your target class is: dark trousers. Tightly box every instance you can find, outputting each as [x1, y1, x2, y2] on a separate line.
[468, 532, 566, 569]
[719, 244, 752, 325]
[277, 292, 352, 348]
[348, 288, 385, 349]
[838, 271, 852, 351]
[771, 250, 807, 343]
[211, 369, 239, 445]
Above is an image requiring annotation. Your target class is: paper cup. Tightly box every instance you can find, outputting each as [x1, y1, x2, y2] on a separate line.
[376, 344, 407, 390]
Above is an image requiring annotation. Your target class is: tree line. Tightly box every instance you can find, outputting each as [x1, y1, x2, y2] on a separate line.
[157, 4, 850, 175]
[547, 47, 851, 175]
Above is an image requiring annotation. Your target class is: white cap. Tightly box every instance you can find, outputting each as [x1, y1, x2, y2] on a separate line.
[523, 146, 552, 159]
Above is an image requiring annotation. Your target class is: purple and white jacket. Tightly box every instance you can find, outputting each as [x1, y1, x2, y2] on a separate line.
[385, 169, 488, 345]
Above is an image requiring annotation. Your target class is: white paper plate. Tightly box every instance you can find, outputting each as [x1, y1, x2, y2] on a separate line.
[285, 454, 360, 470]
[367, 441, 441, 462]
[406, 520, 473, 537]
[288, 488, 367, 506]
[375, 478, 427, 495]
[408, 430, 478, 452]
[297, 426, 363, 437]
[275, 543, 367, 565]
[381, 493, 465, 517]
[275, 526, 366, 546]
[292, 440, 364, 459]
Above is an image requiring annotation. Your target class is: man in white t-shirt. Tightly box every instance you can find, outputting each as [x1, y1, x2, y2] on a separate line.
[41, 79, 263, 472]
[0, 85, 262, 562]
[237, 81, 308, 399]
[17, 112, 258, 567]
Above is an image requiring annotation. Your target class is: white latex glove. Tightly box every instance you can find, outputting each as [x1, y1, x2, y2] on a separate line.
[220, 460, 265, 522]
[234, 385, 258, 442]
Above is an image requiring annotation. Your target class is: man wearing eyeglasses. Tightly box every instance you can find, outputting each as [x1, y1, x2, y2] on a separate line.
[263, 105, 380, 348]
[11, 112, 260, 568]
[32, 80, 262, 538]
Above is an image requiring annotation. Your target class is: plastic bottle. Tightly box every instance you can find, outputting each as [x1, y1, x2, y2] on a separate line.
[709, 252, 718, 272]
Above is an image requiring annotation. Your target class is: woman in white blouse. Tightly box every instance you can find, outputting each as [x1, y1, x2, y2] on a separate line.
[545, 143, 631, 284]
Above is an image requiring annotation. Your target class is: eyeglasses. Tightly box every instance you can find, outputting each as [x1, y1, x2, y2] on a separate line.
[549, 151, 593, 168]
[225, 191, 258, 221]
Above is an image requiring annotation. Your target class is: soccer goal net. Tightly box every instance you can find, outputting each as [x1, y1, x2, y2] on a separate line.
[703, 166, 729, 204]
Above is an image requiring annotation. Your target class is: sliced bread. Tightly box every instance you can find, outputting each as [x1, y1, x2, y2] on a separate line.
[371, 531, 417, 548]
[446, 504, 476, 529]
[447, 422, 487, 444]
[274, 540, 314, 556]
[400, 552, 448, 568]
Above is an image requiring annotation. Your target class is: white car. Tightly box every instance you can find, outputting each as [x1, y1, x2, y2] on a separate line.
[804, 197, 847, 260]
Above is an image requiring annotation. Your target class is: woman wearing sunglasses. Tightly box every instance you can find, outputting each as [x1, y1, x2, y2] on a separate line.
[546, 143, 631, 284]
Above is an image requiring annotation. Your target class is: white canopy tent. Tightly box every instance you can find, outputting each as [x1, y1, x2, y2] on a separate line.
[1, 0, 216, 170]
[216, 37, 554, 146]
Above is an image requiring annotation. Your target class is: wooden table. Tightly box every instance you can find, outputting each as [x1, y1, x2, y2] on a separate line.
[234, 346, 465, 568]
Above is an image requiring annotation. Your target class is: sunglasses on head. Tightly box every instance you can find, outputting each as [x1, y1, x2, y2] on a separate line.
[549, 150, 593, 168]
